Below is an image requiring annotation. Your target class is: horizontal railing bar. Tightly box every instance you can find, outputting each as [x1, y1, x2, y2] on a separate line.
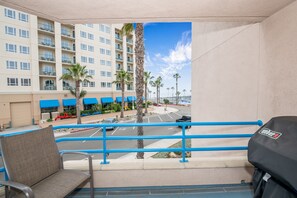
[187, 146, 248, 151]
[56, 134, 253, 143]
[186, 134, 253, 139]
[53, 120, 262, 130]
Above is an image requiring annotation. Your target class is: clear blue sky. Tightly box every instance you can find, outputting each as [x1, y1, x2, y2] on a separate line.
[143, 22, 192, 98]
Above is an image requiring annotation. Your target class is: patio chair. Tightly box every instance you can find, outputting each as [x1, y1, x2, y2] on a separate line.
[0, 126, 94, 198]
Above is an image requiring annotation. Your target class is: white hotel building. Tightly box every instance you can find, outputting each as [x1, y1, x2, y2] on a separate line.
[0, 6, 136, 127]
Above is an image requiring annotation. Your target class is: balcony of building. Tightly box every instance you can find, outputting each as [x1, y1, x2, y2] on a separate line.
[63, 80, 74, 90]
[127, 65, 133, 73]
[38, 18, 55, 34]
[61, 41, 75, 53]
[39, 65, 56, 77]
[116, 56, 123, 62]
[62, 54, 75, 65]
[39, 53, 55, 63]
[115, 44, 123, 51]
[39, 78, 57, 91]
[127, 47, 133, 54]
[61, 26, 75, 40]
[127, 56, 133, 63]
[38, 37, 55, 49]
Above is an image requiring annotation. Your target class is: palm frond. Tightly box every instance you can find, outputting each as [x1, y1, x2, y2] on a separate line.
[121, 23, 134, 36]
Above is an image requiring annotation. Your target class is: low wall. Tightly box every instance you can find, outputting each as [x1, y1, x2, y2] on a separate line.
[64, 157, 253, 188]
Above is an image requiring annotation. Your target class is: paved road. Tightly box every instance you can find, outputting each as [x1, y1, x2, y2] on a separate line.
[58, 105, 191, 161]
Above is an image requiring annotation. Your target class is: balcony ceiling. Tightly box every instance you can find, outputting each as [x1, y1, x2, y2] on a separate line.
[0, 0, 295, 23]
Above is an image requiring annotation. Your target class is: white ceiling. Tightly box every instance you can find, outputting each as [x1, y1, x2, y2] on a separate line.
[0, 0, 295, 24]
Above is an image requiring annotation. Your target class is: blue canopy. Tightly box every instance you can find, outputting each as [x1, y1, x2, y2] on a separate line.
[40, 99, 60, 108]
[116, 97, 127, 103]
[101, 97, 114, 104]
[127, 96, 136, 102]
[62, 98, 76, 106]
[83, 98, 98, 105]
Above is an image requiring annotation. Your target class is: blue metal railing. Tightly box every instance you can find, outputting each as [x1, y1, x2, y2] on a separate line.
[1, 120, 263, 165]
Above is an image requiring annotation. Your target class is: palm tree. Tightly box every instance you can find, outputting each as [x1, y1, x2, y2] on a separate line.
[59, 63, 92, 124]
[150, 76, 163, 104]
[122, 23, 145, 159]
[173, 73, 181, 105]
[171, 87, 175, 102]
[167, 87, 170, 98]
[112, 70, 131, 118]
[144, 71, 153, 114]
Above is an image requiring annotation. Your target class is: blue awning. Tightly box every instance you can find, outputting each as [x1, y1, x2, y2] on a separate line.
[62, 98, 76, 106]
[116, 97, 127, 103]
[101, 97, 114, 104]
[127, 96, 136, 102]
[83, 98, 98, 105]
[40, 99, 60, 108]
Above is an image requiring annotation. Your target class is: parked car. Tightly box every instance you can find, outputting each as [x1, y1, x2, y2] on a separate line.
[176, 115, 191, 128]
[153, 103, 162, 106]
[101, 118, 117, 130]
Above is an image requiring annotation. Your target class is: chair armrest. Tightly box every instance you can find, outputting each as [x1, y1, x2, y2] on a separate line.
[60, 152, 93, 177]
[0, 180, 34, 198]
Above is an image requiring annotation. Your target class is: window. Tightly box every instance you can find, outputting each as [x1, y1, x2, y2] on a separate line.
[80, 31, 86, 38]
[19, 13, 29, 22]
[100, 71, 106, 76]
[106, 50, 111, 56]
[19, 46, 30, 54]
[100, 60, 105, 65]
[88, 69, 95, 75]
[105, 26, 111, 33]
[5, 26, 16, 36]
[4, 8, 15, 19]
[101, 82, 106, 87]
[6, 43, 17, 52]
[7, 78, 18, 86]
[89, 81, 95, 87]
[107, 82, 112, 88]
[43, 65, 53, 73]
[6, 61, 17, 69]
[20, 62, 30, 70]
[87, 24, 93, 28]
[80, 43, 87, 50]
[21, 78, 31, 86]
[99, 37, 105, 43]
[82, 81, 88, 87]
[81, 56, 87, 63]
[19, 29, 29, 38]
[88, 57, 94, 64]
[106, 61, 112, 66]
[99, 24, 105, 32]
[106, 72, 112, 77]
[88, 33, 94, 40]
[88, 45, 94, 52]
[100, 48, 105, 54]
[106, 39, 111, 45]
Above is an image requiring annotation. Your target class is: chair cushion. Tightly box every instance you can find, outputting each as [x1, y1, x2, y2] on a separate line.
[0, 126, 60, 187]
[16, 170, 90, 198]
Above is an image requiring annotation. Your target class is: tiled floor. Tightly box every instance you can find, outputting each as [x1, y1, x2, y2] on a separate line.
[68, 184, 253, 198]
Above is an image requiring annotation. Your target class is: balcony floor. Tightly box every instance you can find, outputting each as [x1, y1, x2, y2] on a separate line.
[68, 184, 253, 198]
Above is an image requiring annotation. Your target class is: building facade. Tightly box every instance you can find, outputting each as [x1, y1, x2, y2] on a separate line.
[0, 6, 136, 127]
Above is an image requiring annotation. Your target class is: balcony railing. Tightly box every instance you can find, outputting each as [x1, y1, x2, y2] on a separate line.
[39, 40, 55, 47]
[63, 86, 73, 90]
[2, 121, 263, 166]
[115, 46, 123, 51]
[42, 85, 56, 90]
[127, 39, 133, 44]
[127, 59, 133, 63]
[115, 35, 122, 40]
[62, 58, 74, 64]
[38, 23, 54, 33]
[116, 57, 123, 61]
[62, 45, 75, 51]
[127, 87, 134, 90]
[39, 56, 55, 62]
[40, 71, 56, 76]
[61, 29, 74, 38]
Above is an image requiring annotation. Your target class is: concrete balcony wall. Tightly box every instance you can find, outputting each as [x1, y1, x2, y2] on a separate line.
[191, 1, 297, 158]
[65, 157, 253, 188]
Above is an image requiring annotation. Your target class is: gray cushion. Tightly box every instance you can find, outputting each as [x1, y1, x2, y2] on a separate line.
[16, 170, 90, 198]
[0, 126, 60, 186]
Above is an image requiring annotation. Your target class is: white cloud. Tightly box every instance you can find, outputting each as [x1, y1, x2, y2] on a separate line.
[159, 31, 192, 79]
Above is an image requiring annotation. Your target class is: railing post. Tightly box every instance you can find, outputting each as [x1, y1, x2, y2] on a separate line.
[180, 124, 189, 163]
[100, 126, 110, 164]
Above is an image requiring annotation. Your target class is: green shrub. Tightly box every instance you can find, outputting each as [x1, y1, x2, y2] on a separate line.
[47, 118, 53, 122]
[91, 104, 102, 113]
